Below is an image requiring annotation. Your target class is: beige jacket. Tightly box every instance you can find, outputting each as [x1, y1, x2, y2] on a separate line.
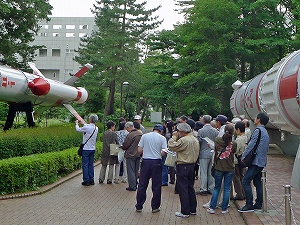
[234, 134, 248, 164]
[168, 133, 199, 164]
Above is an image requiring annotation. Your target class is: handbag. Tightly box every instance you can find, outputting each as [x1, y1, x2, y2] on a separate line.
[78, 126, 97, 156]
[110, 144, 120, 156]
[238, 128, 261, 168]
[78, 143, 85, 156]
[164, 152, 177, 167]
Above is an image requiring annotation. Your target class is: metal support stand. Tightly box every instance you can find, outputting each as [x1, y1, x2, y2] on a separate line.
[284, 185, 291, 225]
[262, 170, 268, 212]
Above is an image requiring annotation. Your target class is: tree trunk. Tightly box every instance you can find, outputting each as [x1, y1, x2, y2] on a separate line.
[104, 79, 116, 117]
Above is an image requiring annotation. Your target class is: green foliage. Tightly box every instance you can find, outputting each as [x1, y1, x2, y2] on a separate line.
[75, 0, 162, 117]
[0, 126, 82, 160]
[0, 103, 8, 121]
[0, 142, 102, 195]
[0, 0, 52, 68]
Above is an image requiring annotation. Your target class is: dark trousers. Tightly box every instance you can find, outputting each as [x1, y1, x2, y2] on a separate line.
[136, 159, 162, 210]
[242, 165, 263, 207]
[176, 163, 197, 215]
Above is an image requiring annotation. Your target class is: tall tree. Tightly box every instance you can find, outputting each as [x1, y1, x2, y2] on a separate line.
[236, 0, 297, 79]
[0, 0, 52, 69]
[75, 0, 162, 117]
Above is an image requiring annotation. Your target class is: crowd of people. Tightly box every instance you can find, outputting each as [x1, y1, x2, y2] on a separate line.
[75, 112, 270, 217]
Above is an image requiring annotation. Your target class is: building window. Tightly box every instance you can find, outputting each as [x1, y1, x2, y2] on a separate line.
[79, 33, 88, 38]
[65, 69, 74, 75]
[53, 25, 62, 29]
[66, 25, 75, 29]
[65, 49, 75, 56]
[39, 49, 47, 57]
[53, 33, 60, 37]
[79, 25, 88, 29]
[40, 25, 49, 29]
[53, 72, 56, 78]
[52, 49, 60, 57]
[39, 32, 48, 37]
[66, 33, 75, 37]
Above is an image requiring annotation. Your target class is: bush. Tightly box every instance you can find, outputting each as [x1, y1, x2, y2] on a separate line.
[0, 142, 102, 195]
[0, 126, 82, 160]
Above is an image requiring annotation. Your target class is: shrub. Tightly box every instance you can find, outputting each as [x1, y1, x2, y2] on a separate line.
[0, 142, 102, 195]
[0, 126, 82, 159]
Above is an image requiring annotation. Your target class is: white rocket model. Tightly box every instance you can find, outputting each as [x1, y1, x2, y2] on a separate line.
[230, 50, 300, 189]
[0, 63, 93, 130]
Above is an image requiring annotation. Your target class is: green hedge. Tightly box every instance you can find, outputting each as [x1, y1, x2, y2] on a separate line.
[0, 126, 82, 160]
[0, 142, 102, 195]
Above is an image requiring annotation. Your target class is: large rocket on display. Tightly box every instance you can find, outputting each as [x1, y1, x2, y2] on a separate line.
[0, 63, 92, 130]
[230, 50, 300, 189]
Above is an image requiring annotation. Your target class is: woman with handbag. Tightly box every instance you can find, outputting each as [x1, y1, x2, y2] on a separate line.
[75, 114, 99, 186]
[99, 121, 119, 184]
[207, 124, 237, 214]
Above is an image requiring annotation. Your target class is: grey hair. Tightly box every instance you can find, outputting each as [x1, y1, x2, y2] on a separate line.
[177, 123, 192, 133]
[89, 114, 98, 123]
[125, 121, 134, 128]
[202, 115, 212, 124]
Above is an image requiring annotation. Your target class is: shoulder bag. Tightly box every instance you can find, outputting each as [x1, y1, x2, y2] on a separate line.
[238, 128, 261, 168]
[78, 126, 97, 156]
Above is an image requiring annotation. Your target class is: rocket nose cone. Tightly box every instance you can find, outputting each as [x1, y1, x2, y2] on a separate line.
[28, 78, 50, 96]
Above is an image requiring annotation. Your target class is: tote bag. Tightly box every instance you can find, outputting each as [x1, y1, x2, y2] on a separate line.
[164, 152, 177, 167]
[110, 144, 120, 156]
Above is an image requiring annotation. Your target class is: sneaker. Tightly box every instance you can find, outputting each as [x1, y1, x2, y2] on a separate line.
[126, 187, 136, 191]
[196, 190, 208, 196]
[121, 179, 127, 183]
[152, 208, 160, 213]
[114, 179, 120, 184]
[238, 205, 254, 213]
[175, 212, 190, 218]
[136, 208, 142, 212]
[99, 179, 103, 184]
[89, 180, 95, 185]
[207, 208, 215, 214]
[81, 181, 90, 186]
[253, 204, 262, 210]
[190, 212, 197, 215]
[107, 180, 112, 184]
[222, 210, 228, 214]
[203, 202, 210, 209]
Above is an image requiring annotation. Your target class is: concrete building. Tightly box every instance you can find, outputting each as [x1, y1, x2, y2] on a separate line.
[32, 17, 96, 82]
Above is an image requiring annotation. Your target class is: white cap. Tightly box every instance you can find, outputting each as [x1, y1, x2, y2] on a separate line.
[134, 115, 141, 120]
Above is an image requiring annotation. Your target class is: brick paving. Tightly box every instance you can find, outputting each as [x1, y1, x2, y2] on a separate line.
[0, 145, 299, 225]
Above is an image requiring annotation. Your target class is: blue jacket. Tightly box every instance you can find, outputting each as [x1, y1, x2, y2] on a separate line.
[242, 125, 269, 167]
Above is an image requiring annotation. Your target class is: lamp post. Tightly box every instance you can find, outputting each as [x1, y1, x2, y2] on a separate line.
[172, 74, 182, 116]
[120, 81, 129, 118]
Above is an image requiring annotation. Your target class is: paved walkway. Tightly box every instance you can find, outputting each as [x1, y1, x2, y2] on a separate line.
[0, 145, 299, 225]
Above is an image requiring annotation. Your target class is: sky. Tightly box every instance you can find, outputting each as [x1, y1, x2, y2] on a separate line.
[49, 0, 185, 30]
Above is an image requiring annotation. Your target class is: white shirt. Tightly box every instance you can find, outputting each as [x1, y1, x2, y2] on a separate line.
[76, 123, 98, 150]
[138, 132, 167, 159]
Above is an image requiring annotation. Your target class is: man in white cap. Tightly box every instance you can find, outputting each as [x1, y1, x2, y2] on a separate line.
[134, 115, 146, 134]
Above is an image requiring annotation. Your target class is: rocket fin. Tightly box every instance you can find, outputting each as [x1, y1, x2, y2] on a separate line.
[64, 64, 93, 86]
[63, 103, 86, 124]
[28, 62, 45, 78]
